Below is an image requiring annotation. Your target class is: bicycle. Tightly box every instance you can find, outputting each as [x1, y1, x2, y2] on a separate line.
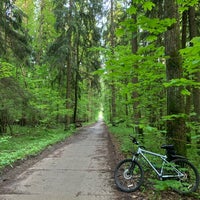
[114, 136, 199, 194]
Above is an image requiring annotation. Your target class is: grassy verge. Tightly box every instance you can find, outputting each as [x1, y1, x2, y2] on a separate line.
[0, 125, 75, 171]
[109, 125, 165, 155]
[109, 125, 200, 198]
[109, 125, 200, 170]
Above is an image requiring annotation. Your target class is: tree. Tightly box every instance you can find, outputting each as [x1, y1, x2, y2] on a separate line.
[188, 6, 200, 124]
[131, 1, 142, 134]
[0, 0, 31, 133]
[164, 0, 186, 155]
[48, 0, 103, 129]
[110, 0, 117, 124]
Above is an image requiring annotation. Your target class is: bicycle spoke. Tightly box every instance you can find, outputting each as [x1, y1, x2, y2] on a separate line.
[167, 159, 199, 194]
[114, 159, 144, 192]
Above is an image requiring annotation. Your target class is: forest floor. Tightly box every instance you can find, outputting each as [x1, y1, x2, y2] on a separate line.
[0, 121, 199, 200]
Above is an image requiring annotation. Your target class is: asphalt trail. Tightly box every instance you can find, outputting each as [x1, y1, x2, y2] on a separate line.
[0, 121, 126, 200]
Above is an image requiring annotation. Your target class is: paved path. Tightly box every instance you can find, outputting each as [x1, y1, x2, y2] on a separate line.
[0, 121, 122, 200]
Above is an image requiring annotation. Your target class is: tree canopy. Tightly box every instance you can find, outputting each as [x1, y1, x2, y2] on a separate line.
[0, 0, 200, 157]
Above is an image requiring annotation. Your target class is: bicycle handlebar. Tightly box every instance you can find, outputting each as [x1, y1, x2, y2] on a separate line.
[129, 135, 147, 150]
[129, 135, 139, 145]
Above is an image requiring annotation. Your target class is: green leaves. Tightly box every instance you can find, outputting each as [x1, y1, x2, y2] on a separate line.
[0, 60, 15, 79]
[164, 77, 200, 97]
[138, 16, 177, 36]
[180, 37, 200, 75]
[143, 1, 155, 11]
[164, 78, 199, 88]
[162, 113, 187, 121]
[127, 6, 137, 15]
[178, 0, 199, 12]
[0, 127, 74, 169]
[127, 1, 155, 14]
[0, 136, 11, 144]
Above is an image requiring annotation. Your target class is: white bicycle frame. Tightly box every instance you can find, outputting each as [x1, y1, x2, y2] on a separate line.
[132, 147, 184, 180]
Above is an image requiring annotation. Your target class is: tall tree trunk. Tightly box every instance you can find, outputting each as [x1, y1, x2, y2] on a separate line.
[188, 6, 200, 124]
[181, 9, 191, 142]
[131, 8, 142, 134]
[36, 0, 45, 64]
[65, 0, 72, 130]
[65, 57, 72, 130]
[164, 0, 186, 155]
[188, 6, 200, 152]
[73, 71, 78, 124]
[110, 0, 116, 124]
[0, 108, 8, 134]
[73, 44, 80, 124]
[181, 11, 187, 49]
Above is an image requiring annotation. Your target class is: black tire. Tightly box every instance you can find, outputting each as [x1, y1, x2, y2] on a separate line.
[114, 158, 144, 192]
[169, 159, 199, 194]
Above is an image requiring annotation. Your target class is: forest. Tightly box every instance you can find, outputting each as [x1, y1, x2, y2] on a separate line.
[0, 0, 200, 190]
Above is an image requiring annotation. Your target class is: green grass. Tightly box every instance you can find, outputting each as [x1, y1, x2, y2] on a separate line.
[109, 125, 200, 174]
[109, 126, 134, 155]
[0, 125, 75, 170]
[109, 125, 166, 155]
[109, 125, 200, 197]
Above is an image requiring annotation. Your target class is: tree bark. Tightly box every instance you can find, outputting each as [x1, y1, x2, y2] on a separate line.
[188, 6, 200, 123]
[131, 7, 142, 134]
[36, 0, 45, 64]
[73, 37, 80, 124]
[164, 0, 186, 155]
[181, 10, 187, 49]
[0, 108, 8, 134]
[188, 6, 200, 153]
[110, 0, 116, 124]
[65, 0, 73, 130]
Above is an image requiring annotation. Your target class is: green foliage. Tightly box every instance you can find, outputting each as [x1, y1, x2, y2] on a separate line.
[0, 1, 32, 61]
[138, 17, 176, 36]
[143, 1, 155, 12]
[127, 1, 155, 13]
[102, 41, 166, 128]
[0, 136, 11, 144]
[164, 78, 199, 87]
[109, 124, 200, 177]
[178, 0, 199, 12]
[102, 1, 200, 150]
[162, 114, 187, 122]
[0, 126, 74, 169]
[109, 126, 134, 154]
[150, 179, 181, 191]
[0, 76, 29, 125]
[180, 37, 200, 76]
[0, 60, 15, 78]
[25, 64, 70, 125]
[109, 125, 165, 155]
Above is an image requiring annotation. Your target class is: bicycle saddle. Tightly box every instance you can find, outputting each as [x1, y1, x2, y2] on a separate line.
[161, 144, 174, 150]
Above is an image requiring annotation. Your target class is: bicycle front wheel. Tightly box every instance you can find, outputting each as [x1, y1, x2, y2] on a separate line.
[114, 158, 144, 192]
[170, 159, 199, 194]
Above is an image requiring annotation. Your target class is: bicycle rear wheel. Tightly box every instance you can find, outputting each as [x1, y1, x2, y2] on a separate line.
[170, 159, 199, 194]
[114, 158, 144, 192]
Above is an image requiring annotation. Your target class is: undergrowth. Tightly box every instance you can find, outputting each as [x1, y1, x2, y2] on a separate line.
[109, 125, 200, 199]
[0, 125, 75, 171]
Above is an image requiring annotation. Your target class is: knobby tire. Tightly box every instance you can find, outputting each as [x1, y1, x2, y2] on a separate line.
[169, 158, 199, 194]
[114, 158, 144, 192]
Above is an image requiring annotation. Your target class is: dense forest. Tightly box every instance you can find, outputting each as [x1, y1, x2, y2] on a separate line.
[0, 0, 200, 172]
